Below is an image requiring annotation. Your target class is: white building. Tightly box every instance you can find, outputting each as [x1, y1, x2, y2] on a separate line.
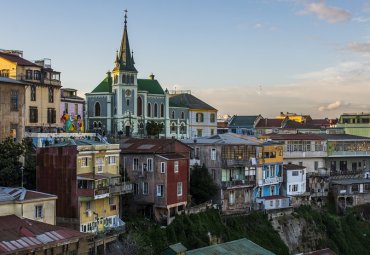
[284, 163, 307, 196]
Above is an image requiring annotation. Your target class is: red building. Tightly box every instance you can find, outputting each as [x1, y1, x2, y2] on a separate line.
[120, 138, 191, 224]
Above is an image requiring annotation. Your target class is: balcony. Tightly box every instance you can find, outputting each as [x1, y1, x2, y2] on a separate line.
[109, 183, 133, 194]
[221, 179, 254, 189]
[328, 150, 370, 157]
[222, 159, 250, 168]
[283, 150, 327, 158]
[258, 176, 283, 186]
[77, 186, 110, 200]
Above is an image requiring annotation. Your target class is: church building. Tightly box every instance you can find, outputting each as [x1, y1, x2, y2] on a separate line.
[86, 13, 217, 139]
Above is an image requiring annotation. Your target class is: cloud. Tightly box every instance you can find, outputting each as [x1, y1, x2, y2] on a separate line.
[346, 42, 370, 53]
[297, 0, 351, 24]
[318, 101, 349, 111]
[187, 61, 370, 118]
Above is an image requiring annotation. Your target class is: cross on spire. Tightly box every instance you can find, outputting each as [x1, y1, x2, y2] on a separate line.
[124, 9, 128, 27]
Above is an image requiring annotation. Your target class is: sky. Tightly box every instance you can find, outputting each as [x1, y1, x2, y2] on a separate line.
[2, 0, 370, 118]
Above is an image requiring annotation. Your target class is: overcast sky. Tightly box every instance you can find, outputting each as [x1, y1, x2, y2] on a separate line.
[2, 0, 370, 118]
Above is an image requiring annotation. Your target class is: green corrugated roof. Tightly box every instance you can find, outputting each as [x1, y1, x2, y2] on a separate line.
[138, 79, 164, 94]
[91, 76, 112, 93]
[186, 238, 276, 255]
[229, 116, 259, 128]
[90, 77, 165, 95]
[169, 93, 216, 110]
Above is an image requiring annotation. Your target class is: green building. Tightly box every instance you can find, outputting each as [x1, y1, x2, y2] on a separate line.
[337, 113, 370, 138]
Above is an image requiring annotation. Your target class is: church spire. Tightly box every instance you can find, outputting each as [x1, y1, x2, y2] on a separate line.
[116, 9, 137, 72]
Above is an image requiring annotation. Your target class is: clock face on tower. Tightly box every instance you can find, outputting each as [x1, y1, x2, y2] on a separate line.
[125, 89, 131, 97]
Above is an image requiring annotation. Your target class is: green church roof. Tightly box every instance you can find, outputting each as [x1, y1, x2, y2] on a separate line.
[90, 76, 164, 95]
[91, 75, 112, 93]
[138, 79, 164, 95]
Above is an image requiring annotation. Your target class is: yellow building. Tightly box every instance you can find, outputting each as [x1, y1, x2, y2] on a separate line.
[276, 112, 312, 123]
[0, 187, 57, 225]
[0, 50, 61, 132]
[36, 135, 131, 253]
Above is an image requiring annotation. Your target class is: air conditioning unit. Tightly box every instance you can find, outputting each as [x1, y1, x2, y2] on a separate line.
[86, 210, 92, 217]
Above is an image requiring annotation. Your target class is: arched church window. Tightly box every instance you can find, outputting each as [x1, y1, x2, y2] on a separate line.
[160, 104, 164, 118]
[171, 111, 175, 119]
[95, 102, 101, 117]
[93, 122, 97, 128]
[122, 74, 126, 84]
[98, 122, 102, 128]
[180, 123, 186, 134]
[154, 103, 158, 117]
[147, 103, 151, 117]
[181, 112, 185, 119]
[114, 75, 118, 84]
[127, 99, 130, 106]
[171, 122, 176, 132]
[137, 97, 142, 116]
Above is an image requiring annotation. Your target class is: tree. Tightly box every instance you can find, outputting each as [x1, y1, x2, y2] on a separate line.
[146, 121, 163, 138]
[0, 137, 25, 187]
[190, 164, 219, 204]
[22, 137, 36, 189]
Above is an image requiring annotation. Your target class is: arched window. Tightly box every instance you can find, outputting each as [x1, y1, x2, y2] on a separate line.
[171, 122, 176, 132]
[180, 123, 186, 134]
[160, 104, 164, 117]
[93, 122, 97, 128]
[126, 99, 130, 106]
[181, 111, 185, 119]
[154, 103, 158, 117]
[171, 111, 175, 119]
[98, 122, 102, 128]
[122, 74, 126, 84]
[95, 102, 101, 117]
[137, 97, 142, 116]
[147, 103, 151, 117]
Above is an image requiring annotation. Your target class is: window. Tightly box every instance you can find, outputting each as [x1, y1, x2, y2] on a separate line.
[95, 102, 101, 117]
[181, 111, 185, 119]
[211, 148, 217, 160]
[160, 162, 166, 173]
[211, 129, 215, 136]
[197, 129, 203, 137]
[122, 74, 127, 84]
[352, 184, 359, 192]
[210, 113, 215, 123]
[35, 205, 43, 218]
[108, 156, 116, 165]
[157, 184, 164, 197]
[137, 97, 143, 116]
[28, 107, 38, 123]
[47, 108, 56, 124]
[196, 113, 204, 122]
[64, 103, 69, 113]
[96, 157, 104, 173]
[81, 157, 89, 167]
[10, 90, 18, 111]
[126, 99, 130, 106]
[133, 183, 139, 194]
[133, 158, 139, 171]
[147, 103, 151, 117]
[171, 122, 176, 132]
[26, 70, 33, 79]
[174, 161, 179, 173]
[270, 185, 275, 195]
[299, 162, 303, 166]
[177, 182, 183, 196]
[30, 85, 36, 101]
[114, 75, 118, 84]
[147, 158, 153, 172]
[154, 103, 158, 117]
[74, 104, 78, 115]
[292, 184, 298, 192]
[292, 171, 299, 176]
[143, 182, 149, 195]
[314, 161, 319, 170]
[229, 190, 235, 204]
[0, 69, 9, 77]
[34, 70, 41, 80]
[171, 111, 175, 119]
[340, 161, 347, 171]
[48, 87, 54, 103]
[160, 104, 164, 117]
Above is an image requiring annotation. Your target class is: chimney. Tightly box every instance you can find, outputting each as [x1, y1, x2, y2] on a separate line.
[149, 73, 155, 80]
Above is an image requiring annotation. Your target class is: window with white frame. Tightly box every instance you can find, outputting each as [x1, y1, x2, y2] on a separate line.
[96, 157, 104, 173]
[229, 190, 235, 205]
[157, 184, 164, 197]
[108, 156, 116, 165]
[133, 158, 139, 171]
[81, 157, 89, 167]
[143, 182, 149, 195]
[292, 184, 298, 192]
[211, 148, 217, 160]
[35, 205, 43, 218]
[292, 171, 299, 176]
[177, 182, 182, 196]
[147, 158, 153, 172]
[160, 162, 166, 173]
[174, 161, 179, 173]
